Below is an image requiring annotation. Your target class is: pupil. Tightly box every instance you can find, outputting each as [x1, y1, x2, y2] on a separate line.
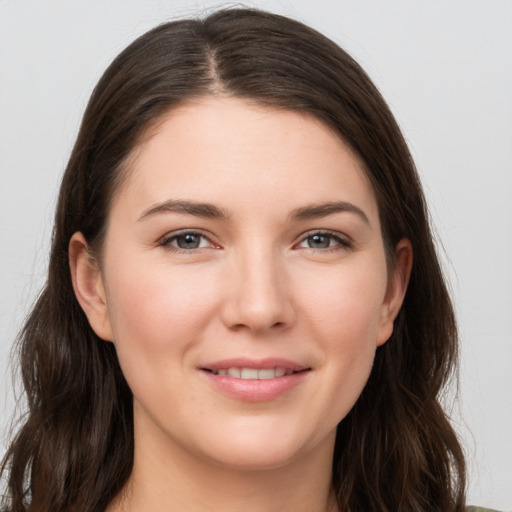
[309, 234, 330, 249]
[178, 234, 200, 249]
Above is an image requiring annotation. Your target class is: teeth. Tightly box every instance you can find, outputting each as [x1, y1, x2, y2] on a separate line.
[227, 368, 241, 378]
[241, 368, 259, 379]
[275, 367, 286, 377]
[213, 367, 294, 379]
[257, 368, 275, 380]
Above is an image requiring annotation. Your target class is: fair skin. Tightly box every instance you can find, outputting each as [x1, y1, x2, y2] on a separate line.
[69, 96, 412, 512]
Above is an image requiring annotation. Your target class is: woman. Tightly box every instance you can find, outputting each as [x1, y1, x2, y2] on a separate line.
[0, 7, 494, 512]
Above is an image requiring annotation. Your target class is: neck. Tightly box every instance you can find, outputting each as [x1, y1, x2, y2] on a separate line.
[108, 412, 338, 512]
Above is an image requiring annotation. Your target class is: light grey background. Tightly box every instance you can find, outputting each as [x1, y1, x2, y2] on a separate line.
[1, 1, 511, 509]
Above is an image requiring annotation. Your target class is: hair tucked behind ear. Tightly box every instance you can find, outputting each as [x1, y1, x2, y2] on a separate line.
[1, 8, 465, 512]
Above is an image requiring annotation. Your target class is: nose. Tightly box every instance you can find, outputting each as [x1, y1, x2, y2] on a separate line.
[220, 247, 296, 334]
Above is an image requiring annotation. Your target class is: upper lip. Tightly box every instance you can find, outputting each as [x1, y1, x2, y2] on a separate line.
[200, 358, 310, 372]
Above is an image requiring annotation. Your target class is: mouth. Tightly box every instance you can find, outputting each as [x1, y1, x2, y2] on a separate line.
[202, 367, 308, 380]
[200, 359, 310, 401]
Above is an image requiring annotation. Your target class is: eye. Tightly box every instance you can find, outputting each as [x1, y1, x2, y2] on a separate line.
[296, 231, 351, 251]
[160, 230, 215, 251]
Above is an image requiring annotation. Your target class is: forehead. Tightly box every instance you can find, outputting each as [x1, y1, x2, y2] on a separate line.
[113, 96, 379, 224]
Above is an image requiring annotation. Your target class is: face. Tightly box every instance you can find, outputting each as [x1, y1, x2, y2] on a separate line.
[72, 96, 409, 473]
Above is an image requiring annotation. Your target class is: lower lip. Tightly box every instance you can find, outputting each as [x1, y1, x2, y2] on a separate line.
[201, 370, 309, 402]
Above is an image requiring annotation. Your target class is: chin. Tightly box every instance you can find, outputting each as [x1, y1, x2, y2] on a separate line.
[193, 422, 328, 472]
[204, 443, 301, 472]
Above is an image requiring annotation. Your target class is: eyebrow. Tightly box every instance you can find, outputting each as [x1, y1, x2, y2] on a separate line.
[138, 200, 228, 222]
[290, 201, 370, 225]
[137, 199, 370, 225]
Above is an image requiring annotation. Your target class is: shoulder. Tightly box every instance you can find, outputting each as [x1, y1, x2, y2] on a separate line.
[466, 507, 504, 512]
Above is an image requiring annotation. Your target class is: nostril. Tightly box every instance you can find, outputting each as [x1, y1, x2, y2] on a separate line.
[220, 287, 296, 333]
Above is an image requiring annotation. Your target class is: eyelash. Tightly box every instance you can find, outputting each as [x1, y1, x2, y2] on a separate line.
[296, 230, 352, 252]
[159, 230, 215, 253]
[159, 229, 352, 253]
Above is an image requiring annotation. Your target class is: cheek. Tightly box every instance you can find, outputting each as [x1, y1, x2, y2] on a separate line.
[297, 258, 387, 401]
[298, 258, 388, 345]
[282, 260, 389, 438]
[103, 258, 220, 374]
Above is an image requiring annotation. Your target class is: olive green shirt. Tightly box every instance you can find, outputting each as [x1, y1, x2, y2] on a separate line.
[466, 507, 503, 512]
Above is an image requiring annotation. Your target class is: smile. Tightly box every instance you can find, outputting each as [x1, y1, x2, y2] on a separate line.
[206, 367, 298, 379]
[200, 359, 310, 401]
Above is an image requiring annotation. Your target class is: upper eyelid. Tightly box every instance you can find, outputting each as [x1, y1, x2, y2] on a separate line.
[297, 229, 351, 242]
[157, 228, 351, 247]
[160, 228, 212, 241]
[293, 231, 353, 252]
[159, 229, 218, 249]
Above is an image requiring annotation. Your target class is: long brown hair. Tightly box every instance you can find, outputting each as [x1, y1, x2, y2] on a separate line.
[1, 8, 465, 511]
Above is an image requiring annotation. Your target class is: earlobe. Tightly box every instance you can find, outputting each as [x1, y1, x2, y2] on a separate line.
[69, 232, 113, 341]
[376, 238, 413, 346]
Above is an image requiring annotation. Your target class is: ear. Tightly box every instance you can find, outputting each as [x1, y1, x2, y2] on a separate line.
[69, 232, 113, 341]
[376, 238, 413, 346]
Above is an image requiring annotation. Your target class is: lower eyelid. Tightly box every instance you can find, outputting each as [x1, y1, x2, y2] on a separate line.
[297, 232, 352, 250]
[158, 230, 351, 251]
[159, 231, 214, 250]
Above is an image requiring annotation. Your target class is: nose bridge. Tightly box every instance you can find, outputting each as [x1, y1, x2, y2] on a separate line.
[223, 241, 294, 333]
